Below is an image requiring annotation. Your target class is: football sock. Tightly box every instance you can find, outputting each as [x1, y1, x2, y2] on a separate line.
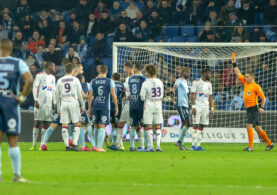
[192, 128, 197, 146]
[138, 129, 144, 148]
[196, 130, 203, 147]
[43, 127, 53, 145]
[111, 128, 117, 145]
[8, 146, 21, 176]
[98, 128, 105, 148]
[144, 130, 148, 148]
[73, 127, 80, 146]
[156, 129, 161, 148]
[130, 129, 136, 148]
[79, 127, 86, 148]
[146, 129, 153, 149]
[179, 126, 188, 145]
[259, 130, 272, 146]
[115, 128, 123, 147]
[68, 125, 74, 141]
[94, 128, 99, 147]
[61, 127, 69, 147]
[247, 128, 254, 148]
[0, 146, 1, 175]
[87, 125, 95, 147]
[40, 127, 47, 147]
[32, 127, 39, 147]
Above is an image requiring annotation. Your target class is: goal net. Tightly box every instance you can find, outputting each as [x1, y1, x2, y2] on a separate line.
[113, 43, 277, 143]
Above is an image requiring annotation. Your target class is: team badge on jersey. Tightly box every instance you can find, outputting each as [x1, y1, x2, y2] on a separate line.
[247, 91, 251, 96]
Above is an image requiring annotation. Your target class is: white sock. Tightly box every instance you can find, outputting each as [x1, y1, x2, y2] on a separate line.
[156, 129, 161, 148]
[61, 128, 69, 147]
[130, 129, 136, 148]
[116, 128, 124, 147]
[8, 146, 21, 176]
[40, 127, 47, 147]
[196, 130, 203, 147]
[146, 130, 153, 149]
[192, 129, 198, 146]
[138, 129, 144, 148]
[32, 127, 39, 147]
[73, 127, 80, 146]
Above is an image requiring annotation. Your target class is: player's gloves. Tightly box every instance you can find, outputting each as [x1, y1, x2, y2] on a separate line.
[232, 62, 237, 68]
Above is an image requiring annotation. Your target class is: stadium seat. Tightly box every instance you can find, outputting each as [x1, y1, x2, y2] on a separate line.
[180, 25, 195, 37]
[164, 25, 179, 37]
[62, 46, 69, 57]
[170, 36, 185, 42]
[134, 2, 144, 10]
[184, 36, 198, 42]
[163, 36, 172, 42]
[84, 58, 94, 70]
[224, 101, 232, 110]
[196, 25, 204, 35]
[216, 102, 223, 110]
[106, 35, 115, 56]
[154, 36, 161, 42]
[89, 36, 96, 46]
[191, 69, 201, 80]
[120, 2, 129, 10]
[101, 57, 113, 78]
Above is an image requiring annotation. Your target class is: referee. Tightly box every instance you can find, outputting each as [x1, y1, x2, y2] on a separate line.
[232, 54, 274, 151]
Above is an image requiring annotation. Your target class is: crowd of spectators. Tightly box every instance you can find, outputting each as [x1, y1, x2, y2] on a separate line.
[1, 0, 277, 110]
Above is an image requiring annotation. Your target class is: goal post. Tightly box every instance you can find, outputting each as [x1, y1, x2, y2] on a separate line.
[112, 42, 277, 143]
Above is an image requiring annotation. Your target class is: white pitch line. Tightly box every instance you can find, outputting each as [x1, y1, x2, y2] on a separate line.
[2, 181, 276, 190]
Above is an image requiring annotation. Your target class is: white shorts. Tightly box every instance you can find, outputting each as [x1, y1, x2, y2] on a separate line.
[143, 108, 163, 125]
[34, 105, 53, 122]
[60, 102, 80, 124]
[192, 106, 209, 125]
[119, 103, 130, 124]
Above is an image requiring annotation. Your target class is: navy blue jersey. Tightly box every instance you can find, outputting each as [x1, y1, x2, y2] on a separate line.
[0, 57, 29, 99]
[0, 56, 29, 135]
[89, 77, 115, 111]
[81, 82, 89, 95]
[81, 82, 89, 110]
[128, 74, 146, 109]
[111, 81, 124, 111]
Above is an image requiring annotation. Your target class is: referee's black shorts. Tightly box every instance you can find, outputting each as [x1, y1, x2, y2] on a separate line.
[246, 106, 261, 127]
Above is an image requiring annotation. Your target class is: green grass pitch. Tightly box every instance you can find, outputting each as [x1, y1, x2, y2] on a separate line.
[0, 142, 277, 195]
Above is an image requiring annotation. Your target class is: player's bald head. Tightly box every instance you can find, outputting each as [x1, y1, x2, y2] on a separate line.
[0, 39, 13, 56]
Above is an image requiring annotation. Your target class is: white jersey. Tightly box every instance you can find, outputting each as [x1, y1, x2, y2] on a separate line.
[191, 78, 212, 106]
[56, 75, 84, 113]
[124, 77, 130, 99]
[33, 71, 56, 105]
[140, 78, 164, 111]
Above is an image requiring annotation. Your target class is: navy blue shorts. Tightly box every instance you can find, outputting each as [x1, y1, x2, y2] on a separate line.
[52, 111, 61, 125]
[110, 105, 122, 124]
[92, 110, 110, 125]
[129, 108, 144, 127]
[177, 106, 190, 122]
[0, 99, 20, 135]
[81, 111, 90, 124]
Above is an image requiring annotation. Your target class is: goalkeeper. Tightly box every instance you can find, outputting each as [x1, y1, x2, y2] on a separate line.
[232, 54, 274, 151]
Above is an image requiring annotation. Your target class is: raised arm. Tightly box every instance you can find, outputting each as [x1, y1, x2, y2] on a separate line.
[232, 53, 242, 77]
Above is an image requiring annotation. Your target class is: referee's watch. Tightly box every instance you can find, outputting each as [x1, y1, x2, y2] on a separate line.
[260, 107, 264, 110]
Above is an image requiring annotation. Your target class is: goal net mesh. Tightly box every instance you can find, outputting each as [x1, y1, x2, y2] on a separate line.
[114, 43, 277, 142]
